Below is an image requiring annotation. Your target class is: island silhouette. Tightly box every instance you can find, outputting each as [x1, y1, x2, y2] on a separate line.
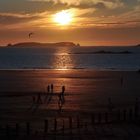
[6, 42, 77, 47]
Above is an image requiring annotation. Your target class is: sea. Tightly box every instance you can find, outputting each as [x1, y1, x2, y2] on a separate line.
[0, 46, 140, 70]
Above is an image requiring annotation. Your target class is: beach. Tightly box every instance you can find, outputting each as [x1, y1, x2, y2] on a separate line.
[0, 69, 140, 139]
[1, 0, 140, 138]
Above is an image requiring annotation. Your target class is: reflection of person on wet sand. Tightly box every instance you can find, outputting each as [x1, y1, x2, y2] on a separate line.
[44, 85, 50, 103]
[58, 86, 66, 111]
[37, 93, 42, 104]
[47, 85, 50, 93]
[58, 94, 63, 111]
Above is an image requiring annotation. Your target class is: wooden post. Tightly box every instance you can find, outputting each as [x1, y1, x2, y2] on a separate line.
[16, 123, 20, 137]
[69, 117, 72, 134]
[54, 118, 57, 132]
[134, 98, 139, 119]
[62, 119, 64, 135]
[77, 116, 81, 134]
[6, 125, 10, 137]
[91, 113, 95, 126]
[26, 122, 30, 136]
[98, 113, 101, 124]
[105, 112, 108, 123]
[77, 116, 80, 129]
[117, 110, 121, 122]
[84, 122, 88, 133]
[129, 109, 133, 121]
[123, 109, 126, 122]
[44, 120, 48, 135]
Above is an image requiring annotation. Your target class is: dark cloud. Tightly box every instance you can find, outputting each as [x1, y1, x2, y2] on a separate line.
[0, 13, 39, 25]
[0, 0, 138, 20]
[0, 0, 69, 13]
[65, 2, 106, 10]
[0, 0, 124, 13]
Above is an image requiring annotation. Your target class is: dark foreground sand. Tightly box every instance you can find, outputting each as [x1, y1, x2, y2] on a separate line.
[0, 70, 140, 139]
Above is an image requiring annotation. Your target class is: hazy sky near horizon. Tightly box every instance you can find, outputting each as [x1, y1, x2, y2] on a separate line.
[0, 0, 140, 46]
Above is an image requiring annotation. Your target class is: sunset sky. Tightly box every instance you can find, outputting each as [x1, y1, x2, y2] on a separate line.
[0, 0, 140, 46]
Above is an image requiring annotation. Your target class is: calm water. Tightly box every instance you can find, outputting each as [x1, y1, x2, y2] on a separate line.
[0, 46, 140, 70]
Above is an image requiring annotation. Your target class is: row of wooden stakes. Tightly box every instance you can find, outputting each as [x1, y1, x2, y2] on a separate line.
[0, 108, 140, 138]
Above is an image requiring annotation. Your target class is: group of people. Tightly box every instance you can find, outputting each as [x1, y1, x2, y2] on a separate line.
[47, 84, 54, 94]
[32, 84, 66, 111]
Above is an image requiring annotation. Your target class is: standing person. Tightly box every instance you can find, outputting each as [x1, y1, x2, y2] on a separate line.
[46, 84, 53, 104]
[51, 84, 54, 93]
[62, 86, 65, 94]
[61, 86, 65, 103]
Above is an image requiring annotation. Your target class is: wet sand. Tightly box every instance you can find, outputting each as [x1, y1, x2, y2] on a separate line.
[0, 69, 140, 113]
[0, 70, 140, 139]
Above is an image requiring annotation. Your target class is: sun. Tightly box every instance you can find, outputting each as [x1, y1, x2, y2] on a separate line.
[54, 10, 73, 25]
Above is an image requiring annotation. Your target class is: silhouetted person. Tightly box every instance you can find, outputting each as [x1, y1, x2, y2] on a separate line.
[46, 85, 53, 104]
[51, 84, 54, 93]
[61, 86, 65, 104]
[62, 86, 65, 94]
[37, 93, 42, 104]
[108, 98, 114, 112]
[135, 98, 139, 118]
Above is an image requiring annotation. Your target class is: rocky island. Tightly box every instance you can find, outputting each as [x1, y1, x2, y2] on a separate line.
[6, 42, 77, 47]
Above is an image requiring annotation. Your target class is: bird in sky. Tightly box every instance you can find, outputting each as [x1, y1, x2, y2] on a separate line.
[28, 32, 34, 38]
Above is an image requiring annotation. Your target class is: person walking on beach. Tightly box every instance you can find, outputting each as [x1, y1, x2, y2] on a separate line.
[46, 84, 53, 104]
[51, 84, 54, 93]
[62, 86, 65, 94]
[61, 86, 65, 103]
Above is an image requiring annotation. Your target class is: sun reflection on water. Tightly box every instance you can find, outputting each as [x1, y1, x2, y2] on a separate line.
[52, 47, 74, 70]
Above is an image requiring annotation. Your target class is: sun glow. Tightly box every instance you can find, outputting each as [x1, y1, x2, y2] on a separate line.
[54, 10, 73, 25]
